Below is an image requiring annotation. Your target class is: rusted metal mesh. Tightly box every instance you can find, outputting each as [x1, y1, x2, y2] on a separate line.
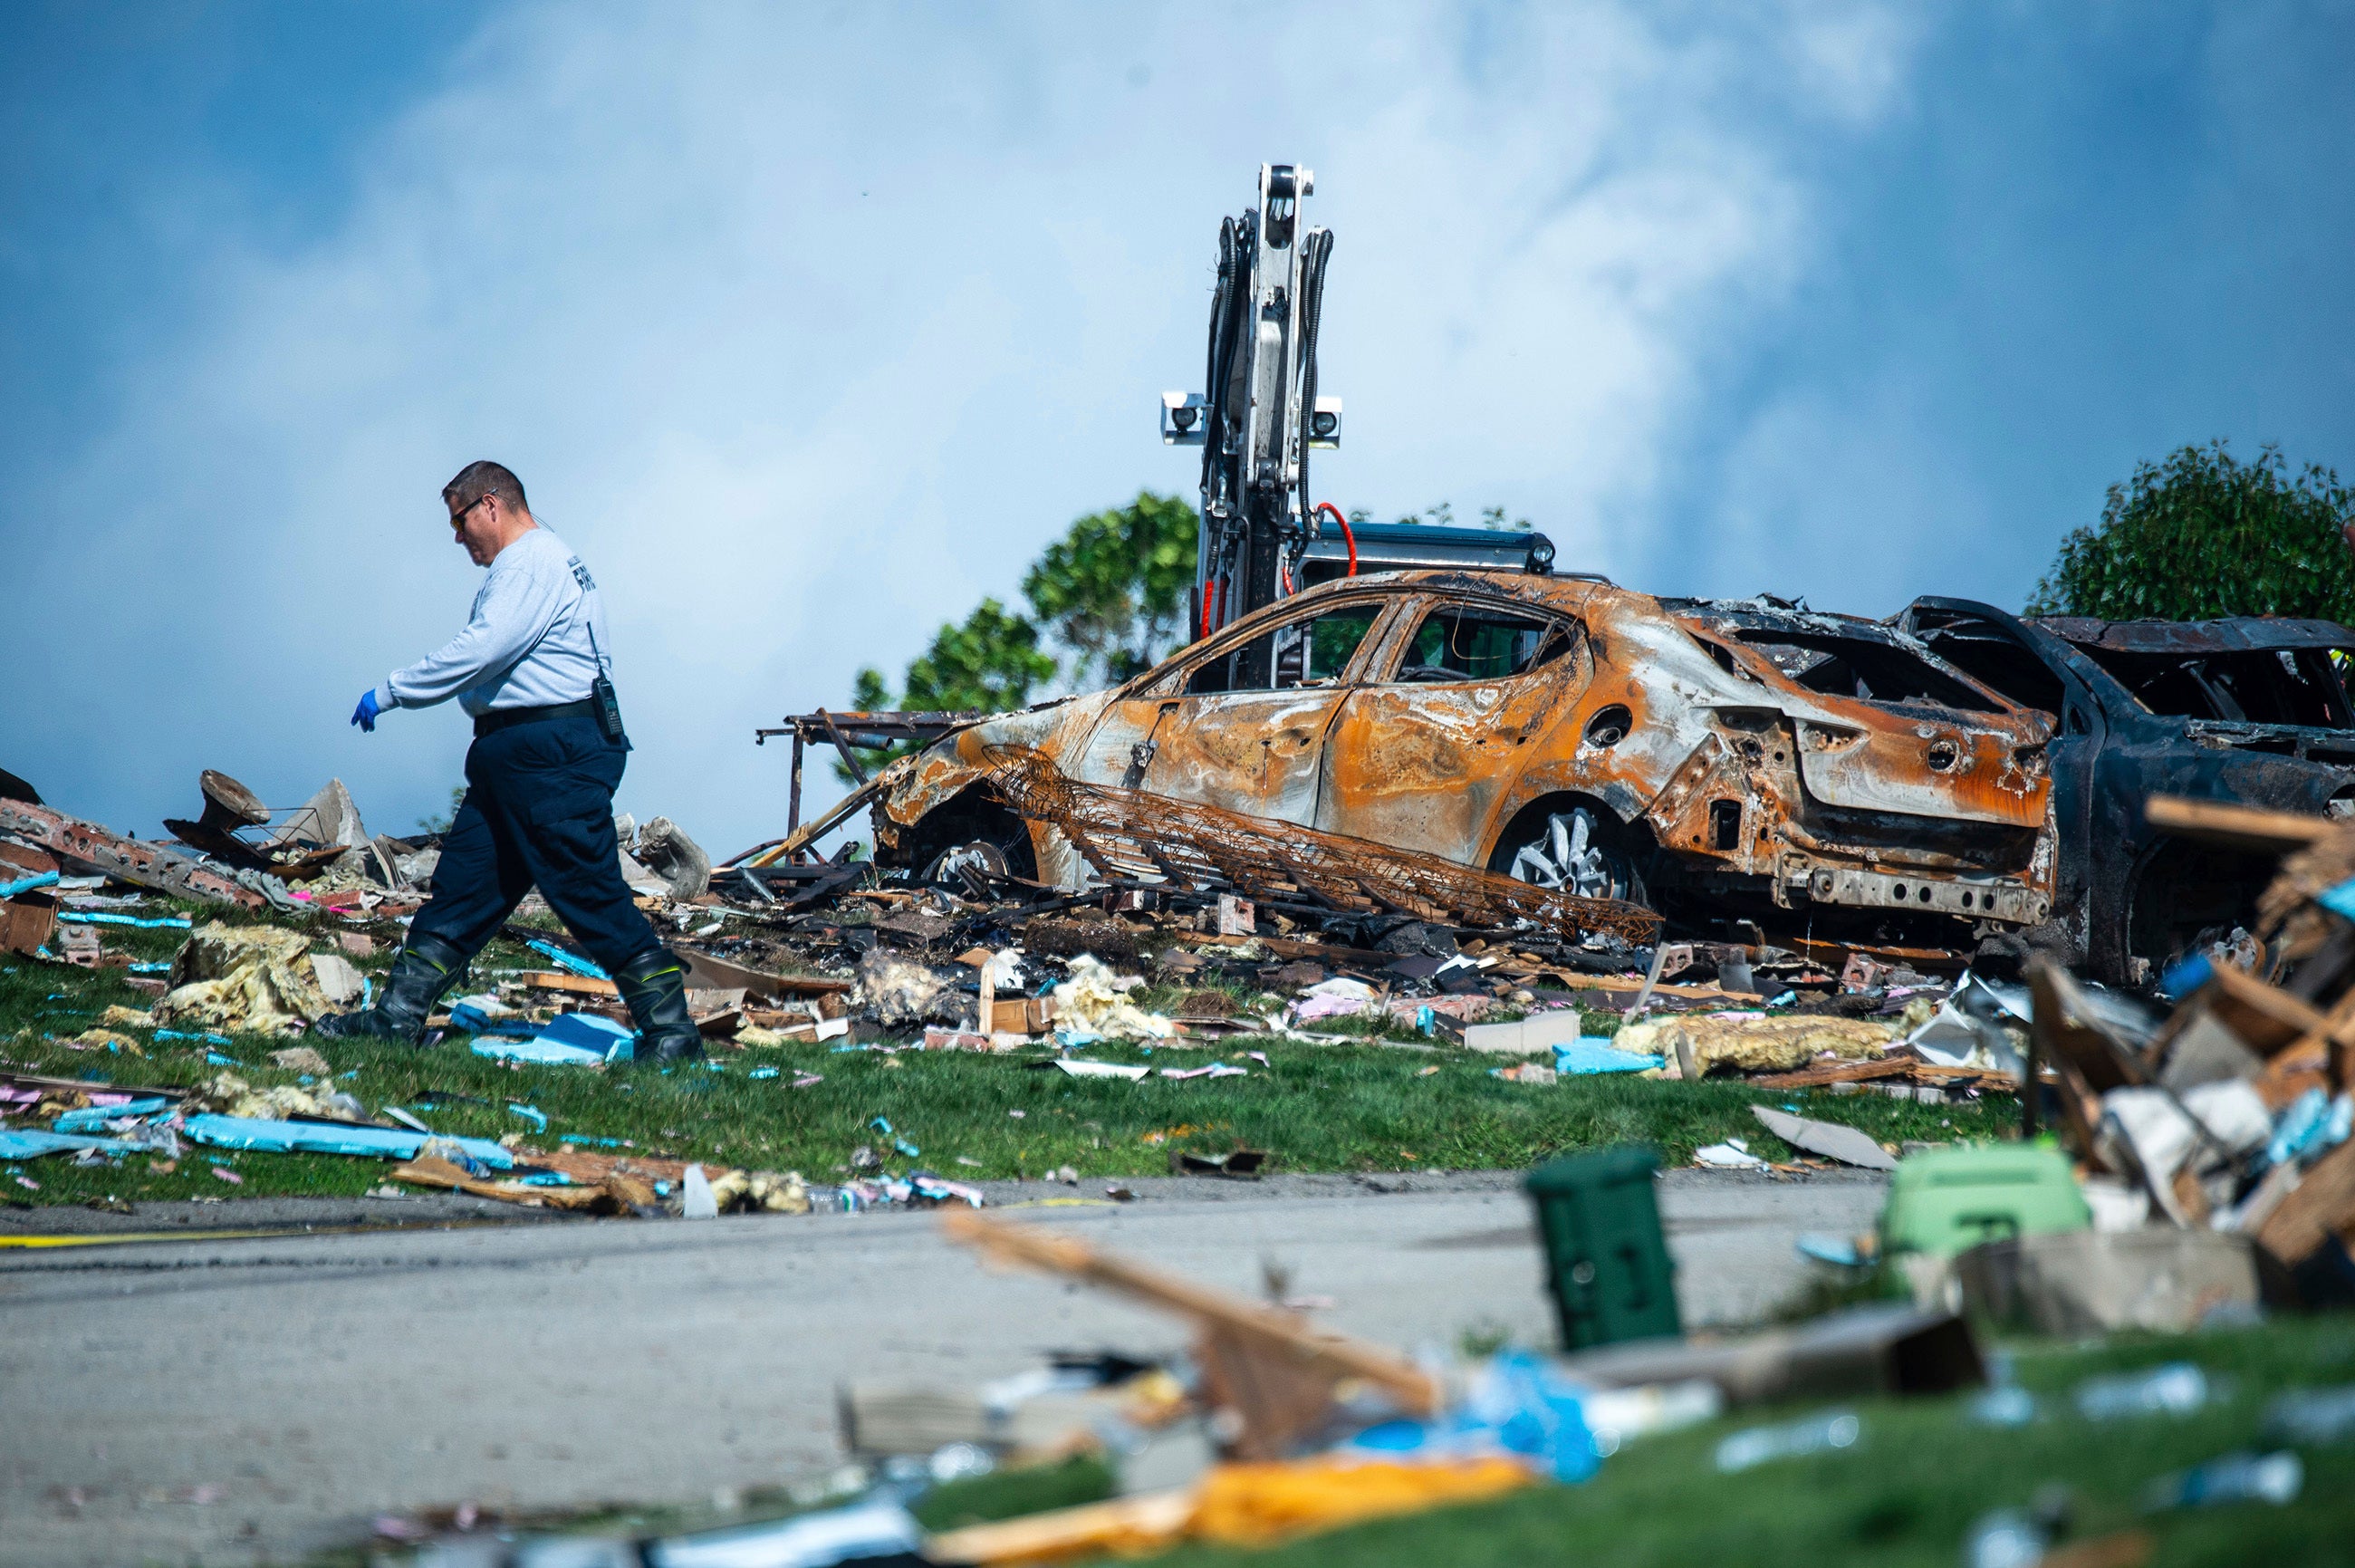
[977, 746, 1661, 945]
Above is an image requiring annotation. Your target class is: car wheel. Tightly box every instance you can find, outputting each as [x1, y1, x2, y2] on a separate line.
[1503, 807, 1646, 904]
[922, 840, 1010, 888]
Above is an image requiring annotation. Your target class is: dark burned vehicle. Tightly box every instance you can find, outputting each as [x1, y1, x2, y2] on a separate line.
[1897, 600, 2355, 981]
[873, 570, 2063, 956]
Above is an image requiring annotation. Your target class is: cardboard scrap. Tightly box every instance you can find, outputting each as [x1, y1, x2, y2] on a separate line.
[1750, 1104, 1898, 1171]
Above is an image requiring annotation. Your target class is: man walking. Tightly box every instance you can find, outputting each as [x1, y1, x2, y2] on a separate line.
[317, 461, 703, 1061]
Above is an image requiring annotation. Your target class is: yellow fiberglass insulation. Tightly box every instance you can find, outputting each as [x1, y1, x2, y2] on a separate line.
[152, 922, 334, 1037]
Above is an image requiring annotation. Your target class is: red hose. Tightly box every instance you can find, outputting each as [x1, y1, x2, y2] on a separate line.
[1314, 502, 1357, 576]
[1200, 577, 1221, 639]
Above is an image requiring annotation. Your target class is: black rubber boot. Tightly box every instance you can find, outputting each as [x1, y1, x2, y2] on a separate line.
[313, 931, 469, 1046]
[613, 949, 706, 1063]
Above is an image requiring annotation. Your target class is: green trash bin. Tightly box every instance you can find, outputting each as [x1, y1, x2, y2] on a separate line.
[1525, 1144, 1681, 1352]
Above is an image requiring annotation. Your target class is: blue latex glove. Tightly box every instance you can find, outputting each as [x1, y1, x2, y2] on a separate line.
[351, 689, 382, 733]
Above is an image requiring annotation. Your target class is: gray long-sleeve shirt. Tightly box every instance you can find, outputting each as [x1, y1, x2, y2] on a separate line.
[378, 527, 611, 717]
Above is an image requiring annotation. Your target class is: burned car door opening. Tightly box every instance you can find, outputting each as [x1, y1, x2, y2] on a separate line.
[1318, 593, 1592, 872]
[1066, 593, 1397, 839]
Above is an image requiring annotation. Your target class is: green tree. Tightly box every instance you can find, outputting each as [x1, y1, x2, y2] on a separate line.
[416, 784, 466, 836]
[1347, 500, 1530, 531]
[838, 598, 1058, 781]
[2027, 442, 2355, 622]
[835, 494, 1202, 781]
[1020, 492, 1199, 686]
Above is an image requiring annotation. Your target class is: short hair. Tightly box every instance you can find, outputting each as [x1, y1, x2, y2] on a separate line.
[443, 460, 527, 515]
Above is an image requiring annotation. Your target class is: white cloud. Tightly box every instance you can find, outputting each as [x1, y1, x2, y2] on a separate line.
[2, 0, 1923, 853]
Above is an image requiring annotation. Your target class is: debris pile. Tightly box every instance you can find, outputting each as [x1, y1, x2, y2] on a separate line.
[1, 748, 2049, 1219]
[1927, 797, 2355, 1328]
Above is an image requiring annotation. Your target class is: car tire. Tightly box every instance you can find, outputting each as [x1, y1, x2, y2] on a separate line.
[921, 840, 1011, 888]
[1498, 806, 1648, 905]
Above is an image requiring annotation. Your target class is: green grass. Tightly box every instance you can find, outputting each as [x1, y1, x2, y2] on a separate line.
[910, 1455, 1119, 1532]
[1142, 1316, 2355, 1568]
[3, 902, 2012, 1207]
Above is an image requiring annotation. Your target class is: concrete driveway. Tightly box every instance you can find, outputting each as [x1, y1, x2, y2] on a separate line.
[0, 1169, 1884, 1566]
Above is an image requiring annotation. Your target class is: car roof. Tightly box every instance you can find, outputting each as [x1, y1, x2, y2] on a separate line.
[2033, 615, 2355, 655]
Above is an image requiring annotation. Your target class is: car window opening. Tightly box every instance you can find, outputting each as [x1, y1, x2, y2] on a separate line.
[1184, 604, 1382, 697]
[2069, 646, 2355, 729]
[1909, 623, 2069, 716]
[1730, 630, 1998, 714]
[1391, 608, 1576, 685]
[1688, 635, 1761, 684]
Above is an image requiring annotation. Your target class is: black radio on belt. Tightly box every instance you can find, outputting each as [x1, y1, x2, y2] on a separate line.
[586, 626, 627, 744]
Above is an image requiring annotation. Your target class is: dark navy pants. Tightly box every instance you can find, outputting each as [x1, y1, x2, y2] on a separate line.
[409, 713, 662, 974]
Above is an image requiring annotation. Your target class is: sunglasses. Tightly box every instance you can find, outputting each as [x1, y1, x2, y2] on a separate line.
[447, 495, 490, 531]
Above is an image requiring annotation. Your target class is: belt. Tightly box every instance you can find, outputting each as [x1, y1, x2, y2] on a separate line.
[474, 698, 599, 737]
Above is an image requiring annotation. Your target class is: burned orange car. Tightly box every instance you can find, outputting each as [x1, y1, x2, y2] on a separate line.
[873, 569, 2058, 947]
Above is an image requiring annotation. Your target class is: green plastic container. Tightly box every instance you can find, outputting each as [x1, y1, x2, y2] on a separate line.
[1880, 1144, 2091, 1261]
[1524, 1145, 1682, 1351]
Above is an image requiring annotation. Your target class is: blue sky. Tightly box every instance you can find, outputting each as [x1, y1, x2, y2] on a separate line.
[4, 2, 2351, 857]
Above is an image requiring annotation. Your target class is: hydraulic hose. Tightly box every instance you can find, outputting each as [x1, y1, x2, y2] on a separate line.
[1293, 227, 1335, 536]
[1315, 501, 1358, 577]
[1200, 217, 1238, 505]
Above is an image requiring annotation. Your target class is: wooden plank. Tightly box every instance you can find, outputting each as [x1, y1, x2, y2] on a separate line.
[2028, 960, 2146, 1092]
[744, 768, 892, 870]
[940, 1210, 1437, 1424]
[2256, 1137, 2355, 1265]
[2251, 1041, 2332, 1111]
[1783, 935, 1969, 974]
[2145, 794, 2334, 851]
[1559, 974, 1764, 1004]
[2027, 963, 2113, 1164]
[2206, 964, 2329, 1056]
[523, 970, 620, 996]
[2250, 982, 2355, 1099]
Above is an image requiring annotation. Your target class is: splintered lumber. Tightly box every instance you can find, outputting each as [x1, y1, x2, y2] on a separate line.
[2255, 1137, 2355, 1265]
[744, 769, 893, 869]
[0, 798, 263, 909]
[2145, 794, 2337, 852]
[2249, 982, 2355, 1099]
[941, 1210, 1437, 1458]
[2026, 962, 2112, 1165]
[389, 1156, 612, 1211]
[2028, 960, 2148, 1092]
[2204, 963, 2329, 1056]
[2251, 1040, 2334, 1111]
